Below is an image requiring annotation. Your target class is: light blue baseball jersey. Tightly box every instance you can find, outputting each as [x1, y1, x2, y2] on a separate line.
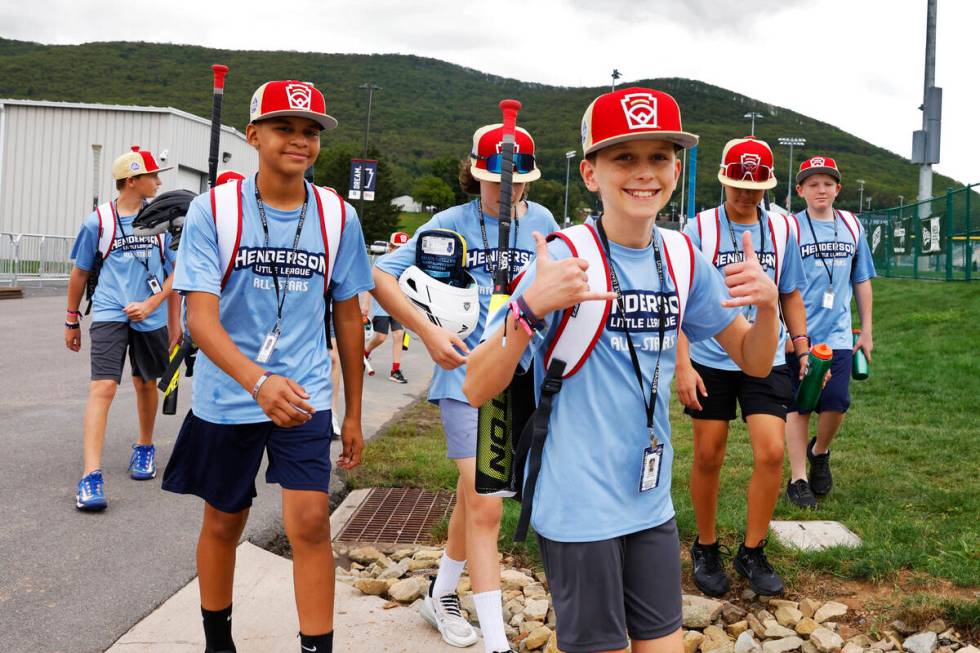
[376, 199, 559, 404]
[71, 205, 175, 332]
[791, 210, 876, 349]
[173, 177, 374, 424]
[484, 228, 737, 542]
[684, 205, 807, 370]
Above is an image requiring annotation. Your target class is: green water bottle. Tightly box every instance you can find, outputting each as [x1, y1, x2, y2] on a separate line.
[852, 329, 870, 380]
[796, 344, 834, 413]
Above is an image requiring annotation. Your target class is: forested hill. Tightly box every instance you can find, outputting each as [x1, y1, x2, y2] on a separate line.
[0, 36, 959, 212]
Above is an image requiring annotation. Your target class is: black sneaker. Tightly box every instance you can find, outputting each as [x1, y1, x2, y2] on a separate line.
[690, 539, 731, 597]
[733, 540, 785, 596]
[388, 369, 407, 384]
[807, 437, 833, 496]
[786, 479, 817, 509]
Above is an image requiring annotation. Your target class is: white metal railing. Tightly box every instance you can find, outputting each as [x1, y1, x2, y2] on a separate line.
[0, 233, 76, 286]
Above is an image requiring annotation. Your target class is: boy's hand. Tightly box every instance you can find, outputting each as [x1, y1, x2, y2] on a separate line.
[65, 325, 82, 352]
[523, 231, 617, 317]
[420, 322, 469, 370]
[123, 299, 159, 322]
[853, 330, 873, 362]
[336, 414, 364, 470]
[721, 232, 778, 311]
[255, 375, 315, 427]
[798, 353, 809, 380]
[675, 363, 706, 411]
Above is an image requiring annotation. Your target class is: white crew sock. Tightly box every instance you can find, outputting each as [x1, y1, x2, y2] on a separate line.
[431, 554, 466, 598]
[473, 590, 509, 653]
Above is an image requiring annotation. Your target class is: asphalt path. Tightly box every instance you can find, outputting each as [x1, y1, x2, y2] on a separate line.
[0, 294, 434, 652]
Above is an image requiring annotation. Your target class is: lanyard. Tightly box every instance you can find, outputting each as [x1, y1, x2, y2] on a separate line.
[595, 217, 666, 445]
[803, 209, 838, 288]
[254, 182, 309, 326]
[724, 205, 766, 262]
[475, 199, 519, 262]
[113, 201, 152, 274]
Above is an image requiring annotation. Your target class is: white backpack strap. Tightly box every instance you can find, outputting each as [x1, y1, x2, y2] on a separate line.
[767, 212, 789, 287]
[312, 184, 346, 294]
[836, 210, 861, 245]
[787, 212, 800, 243]
[543, 224, 612, 378]
[95, 202, 117, 259]
[659, 228, 693, 327]
[695, 208, 720, 266]
[211, 180, 243, 290]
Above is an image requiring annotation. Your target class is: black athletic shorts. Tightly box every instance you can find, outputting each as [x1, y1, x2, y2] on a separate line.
[683, 361, 793, 421]
[371, 315, 403, 335]
[161, 410, 334, 513]
[537, 519, 683, 653]
[787, 348, 852, 414]
[90, 321, 169, 383]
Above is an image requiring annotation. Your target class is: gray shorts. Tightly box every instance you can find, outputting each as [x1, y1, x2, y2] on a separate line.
[538, 518, 683, 653]
[90, 321, 169, 383]
[372, 315, 403, 335]
[439, 398, 477, 459]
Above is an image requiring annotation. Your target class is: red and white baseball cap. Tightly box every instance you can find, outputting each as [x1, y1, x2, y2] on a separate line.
[215, 170, 246, 186]
[717, 136, 778, 190]
[469, 124, 541, 183]
[390, 231, 409, 246]
[796, 156, 841, 184]
[580, 87, 699, 156]
[111, 146, 172, 181]
[249, 80, 338, 130]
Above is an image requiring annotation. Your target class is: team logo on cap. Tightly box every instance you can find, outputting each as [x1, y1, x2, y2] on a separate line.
[494, 141, 521, 154]
[130, 162, 141, 172]
[809, 157, 826, 167]
[740, 153, 762, 169]
[250, 95, 259, 114]
[285, 83, 312, 110]
[620, 93, 660, 130]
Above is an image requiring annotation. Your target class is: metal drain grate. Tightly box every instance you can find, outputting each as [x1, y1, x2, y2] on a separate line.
[336, 487, 456, 544]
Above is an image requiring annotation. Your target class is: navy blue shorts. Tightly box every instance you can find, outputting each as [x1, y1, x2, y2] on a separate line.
[787, 349, 852, 414]
[162, 410, 333, 513]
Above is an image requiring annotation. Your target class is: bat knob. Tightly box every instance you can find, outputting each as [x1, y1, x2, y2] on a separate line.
[212, 64, 229, 89]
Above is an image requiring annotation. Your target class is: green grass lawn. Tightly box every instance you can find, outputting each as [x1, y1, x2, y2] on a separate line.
[397, 211, 433, 236]
[348, 278, 980, 593]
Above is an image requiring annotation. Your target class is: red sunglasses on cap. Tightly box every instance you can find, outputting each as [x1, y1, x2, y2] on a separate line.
[720, 161, 774, 184]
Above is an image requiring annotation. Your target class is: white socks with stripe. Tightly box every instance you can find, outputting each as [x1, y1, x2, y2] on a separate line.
[473, 590, 509, 653]
[432, 554, 466, 598]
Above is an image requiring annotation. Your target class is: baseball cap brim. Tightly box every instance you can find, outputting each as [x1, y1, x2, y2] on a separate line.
[469, 164, 541, 183]
[585, 130, 699, 157]
[796, 167, 841, 185]
[717, 171, 778, 190]
[252, 110, 338, 131]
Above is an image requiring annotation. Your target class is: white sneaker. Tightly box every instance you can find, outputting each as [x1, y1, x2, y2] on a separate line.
[420, 582, 479, 648]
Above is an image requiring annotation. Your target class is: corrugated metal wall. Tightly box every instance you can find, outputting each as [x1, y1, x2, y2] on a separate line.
[0, 102, 258, 237]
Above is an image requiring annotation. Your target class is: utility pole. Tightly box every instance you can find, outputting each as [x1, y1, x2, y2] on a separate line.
[912, 0, 941, 219]
[562, 150, 576, 228]
[611, 69, 621, 92]
[857, 179, 866, 212]
[358, 83, 381, 221]
[744, 112, 764, 136]
[778, 137, 805, 213]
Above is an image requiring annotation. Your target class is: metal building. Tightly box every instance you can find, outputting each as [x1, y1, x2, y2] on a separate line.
[0, 99, 258, 237]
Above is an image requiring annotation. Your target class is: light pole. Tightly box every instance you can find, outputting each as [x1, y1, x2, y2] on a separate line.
[856, 179, 866, 212]
[611, 69, 622, 92]
[358, 83, 381, 220]
[744, 112, 764, 136]
[777, 137, 805, 212]
[562, 150, 576, 228]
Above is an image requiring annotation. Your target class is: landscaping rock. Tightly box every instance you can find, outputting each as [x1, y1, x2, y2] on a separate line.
[813, 602, 849, 624]
[841, 644, 863, 653]
[928, 622, 948, 635]
[407, 559, 437, 572]
[526, 626, 553, 650]
[811, 628, 845, 653]
[387, 576, 425, 603]
[685, 630, 706, 653]
[727, 621, 749, 638]
[412, 549, 443, 563]
[796, 618, 820, 636]
[765, 620, 799, 639]
[684, 595, 725, 628]
[758, 610, 777, 623]
[743, 589, 758, 601]
[524, 582, 549, 600]
[378, 558, 411, 580]
[771, 600, 801, 611]
[763, 637, 804, 653]
[849, 636, 874, 648]
[524, 598, 550, 621]
[799, 599, 821, 619]
[703, 625, 731, 643]
[547, 607, 556, 628]
[747, 614, 767, 638]
[390, 547, 416, 561]
[904, 633, 938, 653]
[871, 640, 895, 652]
[522, 620, 544, 635]
[705, 639, 736, 653]
[457, 577, 471, 594]
[460, 593, 476, 620]
[736, 632, 764, 653]
[348, 545, 388, 564]
[891, 622, 917, 637]
[776, 606, 805, 628]
[500, 568, 535, 591]
[724, 603, 749, 624]
[956, 647, 979, 653]
[352, 578, 389, 596]
[938, 630, 960, 645]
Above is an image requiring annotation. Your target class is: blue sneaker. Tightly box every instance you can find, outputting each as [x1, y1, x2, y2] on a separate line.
[128, 443, 157, 480]
[76, 470, 107, 511]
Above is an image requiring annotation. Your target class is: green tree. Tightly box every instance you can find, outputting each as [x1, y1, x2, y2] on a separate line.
[314, 145, 401, 243]
[430, 155, 469, 205]
[527, 178, 588, 224]
[412, 175, 455, 212]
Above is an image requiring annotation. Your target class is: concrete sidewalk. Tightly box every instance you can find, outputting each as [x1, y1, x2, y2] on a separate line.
[106, 543, 471, 652]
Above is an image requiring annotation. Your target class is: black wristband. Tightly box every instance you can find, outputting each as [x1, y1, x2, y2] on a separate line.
[516, 295, 546, 332]
[65, 321, 80, 329]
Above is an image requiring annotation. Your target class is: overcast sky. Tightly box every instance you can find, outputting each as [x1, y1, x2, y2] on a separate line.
[3, 0, 976, 191]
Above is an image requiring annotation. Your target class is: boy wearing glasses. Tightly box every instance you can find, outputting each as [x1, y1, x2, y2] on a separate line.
[675, 136, 808, 597]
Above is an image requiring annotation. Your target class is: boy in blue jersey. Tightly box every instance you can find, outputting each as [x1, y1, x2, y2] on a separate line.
[784, 156, 875, 508]
[373, 124, 559, 652]
[465, 88, 781, 653]
[675, 136, 808, 597]
[364, 232, 410, 383]
[65, 146, 179, 511]
[161, 80, 373, 653]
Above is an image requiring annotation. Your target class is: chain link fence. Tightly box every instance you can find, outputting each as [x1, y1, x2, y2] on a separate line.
[0, 233, 77, 286]
[858, 184, 978, 281]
